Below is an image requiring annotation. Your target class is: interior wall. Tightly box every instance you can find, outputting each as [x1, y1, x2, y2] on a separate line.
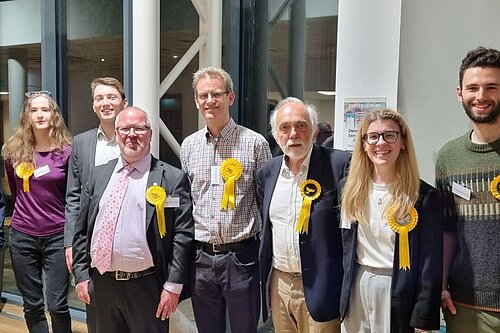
[334, 0, 402, 150]
[398, 0, 500, 183]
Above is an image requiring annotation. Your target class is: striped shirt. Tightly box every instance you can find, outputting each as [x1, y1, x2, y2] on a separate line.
[180, 118, 271, 244]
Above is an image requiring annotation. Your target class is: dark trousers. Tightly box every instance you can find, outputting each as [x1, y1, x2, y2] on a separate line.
[90, 268, 169, 333]
[191, 240, 260, 333]
[9, 228, 72, 333]
[85, 278, 97, 333]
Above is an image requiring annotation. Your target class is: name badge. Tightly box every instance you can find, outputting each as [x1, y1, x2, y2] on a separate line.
[164, 196, 180, 208]
[340, 219, 352, 230]
[452, 181, 471, 201]
[34, 165, 50, 178]
[211, 166, 221, 185]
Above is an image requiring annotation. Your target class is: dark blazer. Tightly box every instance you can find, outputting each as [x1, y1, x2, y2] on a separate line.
[65, 128, 98, 247]
[72, 156, 194, 289]
[340, 180, 443, 332]
[258, 145, 350, 322]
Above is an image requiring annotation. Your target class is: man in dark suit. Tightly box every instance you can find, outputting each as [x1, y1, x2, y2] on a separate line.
[72, 107, 193, 333]
[65, 77, 127, 332]
[258, 97, 350, 332]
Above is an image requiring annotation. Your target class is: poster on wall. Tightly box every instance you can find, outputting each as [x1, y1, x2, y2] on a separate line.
[343, 97, 387, 151]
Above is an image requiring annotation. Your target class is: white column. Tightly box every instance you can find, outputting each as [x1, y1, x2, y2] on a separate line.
[8, 49, 28, 135]
[197, 0, 222, 128]
[132, 0, 160, 157]
[334, 0, 402, 150]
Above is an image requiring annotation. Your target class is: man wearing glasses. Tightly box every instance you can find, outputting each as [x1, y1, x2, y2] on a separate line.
[65, 77, 127, 332]
[72, 107, 193, 333]
[258, 97, 350, 332]
[180, 67, 272, 333]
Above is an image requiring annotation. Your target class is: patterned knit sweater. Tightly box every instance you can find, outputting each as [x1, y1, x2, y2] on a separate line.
[435, 131, 500, 311]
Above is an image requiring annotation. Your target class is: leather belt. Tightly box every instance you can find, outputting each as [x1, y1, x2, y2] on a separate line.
[103, 267, 155, 281]
[196, 236, 258, 255]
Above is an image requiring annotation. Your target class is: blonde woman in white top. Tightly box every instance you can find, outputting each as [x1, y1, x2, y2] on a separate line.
[339, 109, 443, 333]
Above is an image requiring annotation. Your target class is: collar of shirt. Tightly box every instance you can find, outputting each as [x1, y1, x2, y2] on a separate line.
[116, 153, 151, 175]
[203, 118, 237, 143]
[96, 125, 117, 143]
[279, 145, 314, 177]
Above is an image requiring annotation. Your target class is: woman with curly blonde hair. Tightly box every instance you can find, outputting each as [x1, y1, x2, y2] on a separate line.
[2, 91, 73, 333]
[339, 109, 443, 333]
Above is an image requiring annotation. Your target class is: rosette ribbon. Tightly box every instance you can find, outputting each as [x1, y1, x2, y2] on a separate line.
[16, 162, 35, 192]
[296, 179, 321, 234]
[146, 184, 167, 238]
[387, 206, 418, 270]
[220, 158, 243, 210]
[490, 175, 500, 200]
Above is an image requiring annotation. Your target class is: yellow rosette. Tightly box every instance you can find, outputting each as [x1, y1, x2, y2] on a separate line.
[146, 184, 167, 238]
[387, 206, 418, 270]
[220, 158, 243, 210]
[15, 162, 35, 192]
[296, 179, 321, 234]
[490, 175, 500, 200]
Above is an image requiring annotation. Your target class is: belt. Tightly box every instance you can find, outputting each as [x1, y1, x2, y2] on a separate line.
[103, 267, 156, 281]
[196, 236, 258, 255]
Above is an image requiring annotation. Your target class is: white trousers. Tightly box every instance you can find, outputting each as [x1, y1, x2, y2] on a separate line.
[341, 265, 392, 333]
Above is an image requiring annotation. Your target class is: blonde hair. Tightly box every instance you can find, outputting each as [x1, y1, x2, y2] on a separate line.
[2, 94, 72, 165]
[192, 67, 233, 95]
[341, 109, 420, 223]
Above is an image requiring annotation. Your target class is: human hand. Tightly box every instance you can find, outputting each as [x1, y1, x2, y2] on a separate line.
[156, 289, 180, 321]
[76, 280, 91, 305]
[65, 247, 73, 273]
[414, 328, 431, 333]
[441, 289, 456, 315]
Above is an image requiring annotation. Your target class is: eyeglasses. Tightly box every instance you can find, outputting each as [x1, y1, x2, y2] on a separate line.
[116, 126, 151, 135]
[363, 131, 400, 145]
[25, 90, 52, 98]
[196, 91, 228, 101]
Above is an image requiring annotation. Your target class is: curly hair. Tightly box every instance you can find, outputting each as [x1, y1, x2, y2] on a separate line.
[341, 109, 420, 223]
[459, 46, 500, 88]
[2, 93, 72, 165]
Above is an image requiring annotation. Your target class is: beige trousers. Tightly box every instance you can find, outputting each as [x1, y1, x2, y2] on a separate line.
[270, 268, 341, 333]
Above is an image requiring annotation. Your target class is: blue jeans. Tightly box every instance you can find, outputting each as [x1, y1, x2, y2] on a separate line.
[191, 240, 260, 333]
[9, 228, 72, 333]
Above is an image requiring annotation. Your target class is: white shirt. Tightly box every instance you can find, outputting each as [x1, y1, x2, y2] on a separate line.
[95, 126, 120, 166]
[269, 147, 313, 273]
[355, 182, 395, 269]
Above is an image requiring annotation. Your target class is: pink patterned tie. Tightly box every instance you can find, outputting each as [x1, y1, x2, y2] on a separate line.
[94, 165, 134, 274]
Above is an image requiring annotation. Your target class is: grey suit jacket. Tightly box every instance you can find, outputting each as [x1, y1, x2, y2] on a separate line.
[65, 129, 98, 247]
[72, 155, 194, 287]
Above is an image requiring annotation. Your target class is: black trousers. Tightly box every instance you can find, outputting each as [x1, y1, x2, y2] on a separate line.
[90, 268, 169, 333]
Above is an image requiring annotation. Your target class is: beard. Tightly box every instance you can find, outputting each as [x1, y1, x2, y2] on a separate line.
[463, 101, 500, 124]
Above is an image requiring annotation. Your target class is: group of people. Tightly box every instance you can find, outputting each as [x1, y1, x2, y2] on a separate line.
[0, 46, 497, 333]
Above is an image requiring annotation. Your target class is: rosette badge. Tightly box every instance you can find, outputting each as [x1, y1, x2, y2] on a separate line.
[16, 162, 35, 192]
[146, 184, 167, 238]
[387, 206, 418, 270]
[220, 158, 243, 210]
[490, 175, 500, 200]
[296, 179, 321, 234]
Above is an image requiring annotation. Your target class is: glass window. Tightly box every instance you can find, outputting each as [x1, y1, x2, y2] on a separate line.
[159, 0, 199, 167]
[269, 0, 338, 129]
[66, 0, 124, 136]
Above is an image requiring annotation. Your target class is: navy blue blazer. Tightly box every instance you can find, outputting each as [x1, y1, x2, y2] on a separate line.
[258, 145, 350, 322]
[340, 180, 443, 332]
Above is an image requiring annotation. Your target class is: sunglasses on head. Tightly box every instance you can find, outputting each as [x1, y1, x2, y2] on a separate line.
[25, 90, 52, 98]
